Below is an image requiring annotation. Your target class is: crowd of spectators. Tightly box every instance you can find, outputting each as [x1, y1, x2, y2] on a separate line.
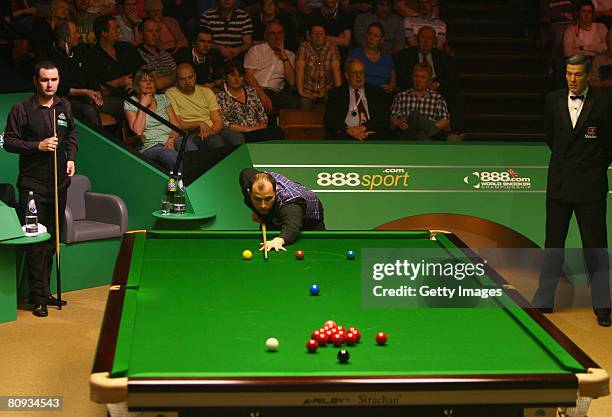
[2, 0, 469, 169]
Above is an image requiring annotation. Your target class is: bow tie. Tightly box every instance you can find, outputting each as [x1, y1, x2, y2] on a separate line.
[570, 95, 585, 100]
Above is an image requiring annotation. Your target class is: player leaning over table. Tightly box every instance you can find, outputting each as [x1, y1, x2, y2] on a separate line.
[239, 168, 325, 252]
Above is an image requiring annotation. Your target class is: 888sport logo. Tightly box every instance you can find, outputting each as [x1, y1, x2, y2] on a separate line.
[315, 169, 411, 191]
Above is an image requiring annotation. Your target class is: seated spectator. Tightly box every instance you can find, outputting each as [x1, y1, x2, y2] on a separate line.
[216, 60, 285, 142]
[404, 0, 446, 50]
[245, 21, 298, 113]
[307, 0, 352, 57]
[86, 14, 145, 121]
[145, 0, 189, 55]
[563, 0, 608, 57]
[74, 0, 99, 48]
[390, 63, 462, 141]
[175, 29, 224, 88]
[251, 0, 298, 52]
[296, 23, 342, 109]
[124, 66, 196, 169]
[137, 18, 177, 90]
[393, 0, 418, 17]
[31, 0, 69, 56]
[166, 62, 245, 148]
[591, 29, 612, 90]
[199, 0, 253, 61]
[349, 22, 396, 93]
[593, 0, 612, 26]
[353, 0, 404, 54]
[324, 58, 390, 140]
[45, 20, 105, 126]
[395, 25, 463, 132]
[0, 1, 38, 40]
[115, 0, 141, 45]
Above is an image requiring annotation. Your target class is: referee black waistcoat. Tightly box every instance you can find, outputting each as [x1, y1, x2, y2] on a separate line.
[18, 98, 71, 195]
[545, 88, 612, 202]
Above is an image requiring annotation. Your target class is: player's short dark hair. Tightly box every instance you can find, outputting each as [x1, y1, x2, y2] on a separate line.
[250, 172, 277, 192]
[367, 21, 385, 38]
[93, 14, 116, 41]
[34, 60, 58, 79]
[223, 60, 245, 76]
[566, 55, 592, 73]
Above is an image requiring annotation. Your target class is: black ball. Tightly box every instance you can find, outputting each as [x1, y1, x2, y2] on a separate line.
[337, 349, 350, 364]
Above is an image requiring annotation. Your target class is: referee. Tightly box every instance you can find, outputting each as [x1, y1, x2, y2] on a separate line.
[3, 60, 78, 317]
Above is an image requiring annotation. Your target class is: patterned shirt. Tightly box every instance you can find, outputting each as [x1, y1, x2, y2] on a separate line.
[199, 8, 253, 47]
[267, 172, 323, 221]
[216, 86, 267, 129]
[391, 89, 449, 122]
[137, 45, 177, 77]
[296, 40, 340, 96]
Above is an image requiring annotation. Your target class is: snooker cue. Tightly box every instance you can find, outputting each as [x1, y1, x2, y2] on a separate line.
[261, 223, 268, 259]
[52, 110, 63, 309]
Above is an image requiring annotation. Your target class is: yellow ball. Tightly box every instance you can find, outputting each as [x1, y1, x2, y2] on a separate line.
[242, 250, 253, 260]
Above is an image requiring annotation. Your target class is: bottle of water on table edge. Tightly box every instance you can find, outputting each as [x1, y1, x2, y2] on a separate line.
[162, 171, 176, 214]
[25, 191, 39, 237]
[173, 172, 186, 214]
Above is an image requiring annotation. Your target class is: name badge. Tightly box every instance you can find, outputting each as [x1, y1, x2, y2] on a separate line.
[57, 119, 68, 128]
[585, 126, 598, 139]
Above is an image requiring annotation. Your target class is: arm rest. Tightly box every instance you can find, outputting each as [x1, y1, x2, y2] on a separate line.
[85, 192, 129, 234]
[62, 206, 76, 244]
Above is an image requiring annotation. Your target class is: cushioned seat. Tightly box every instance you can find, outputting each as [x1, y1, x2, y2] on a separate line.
[62, 175, 128, 244]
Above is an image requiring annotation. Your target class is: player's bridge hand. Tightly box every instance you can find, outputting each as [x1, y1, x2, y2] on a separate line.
[260, 237, 286, 252]
[38, 136, 58, 152]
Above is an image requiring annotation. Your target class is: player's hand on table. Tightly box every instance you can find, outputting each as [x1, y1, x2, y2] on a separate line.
[38, 136, 58, 152]
[260, 237, 286, 252]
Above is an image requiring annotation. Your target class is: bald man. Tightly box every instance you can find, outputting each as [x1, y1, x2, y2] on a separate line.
[239, 168, 325, 252]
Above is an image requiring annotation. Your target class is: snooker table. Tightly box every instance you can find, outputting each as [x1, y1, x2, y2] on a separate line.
[90, 230, 609, 417]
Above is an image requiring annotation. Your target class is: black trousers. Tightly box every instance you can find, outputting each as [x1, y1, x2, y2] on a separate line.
[532, 197, 611, 313]
[17, 188, 67, 305]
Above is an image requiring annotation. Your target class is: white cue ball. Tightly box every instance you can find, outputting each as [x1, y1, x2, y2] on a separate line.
[265, 337, 279, 351]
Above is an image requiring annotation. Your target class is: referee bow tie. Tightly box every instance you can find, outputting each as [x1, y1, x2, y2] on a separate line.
[570, 95, 585, 100]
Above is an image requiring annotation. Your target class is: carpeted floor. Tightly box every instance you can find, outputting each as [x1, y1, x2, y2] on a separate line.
[0, 286, 610, 417]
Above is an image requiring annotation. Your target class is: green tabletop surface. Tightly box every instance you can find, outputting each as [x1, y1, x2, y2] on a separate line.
[110, 231, 585, 379]
[0, 232, 51, 246]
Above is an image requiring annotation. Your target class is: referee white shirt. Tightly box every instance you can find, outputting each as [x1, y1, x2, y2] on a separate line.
[567, 87, 588, 128]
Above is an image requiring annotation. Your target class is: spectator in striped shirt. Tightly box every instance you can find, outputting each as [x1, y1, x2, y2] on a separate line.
[390, 62, 463, 141]
[199, 0, 253, 60]
[137, 18, 177, 90]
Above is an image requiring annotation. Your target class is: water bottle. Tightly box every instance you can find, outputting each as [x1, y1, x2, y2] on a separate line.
[162, 171, 175, 215]
[24, 191, 38, 237]
[172, 172, 185, 215]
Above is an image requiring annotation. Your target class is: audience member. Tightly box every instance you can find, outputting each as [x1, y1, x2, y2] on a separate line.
[593, 0, 612, 26]
[353, 0, 404, 54]
[145, 0, 189, 54]
[175, 29, 224, 88]
[541, 0, 576, 87]
[46, 20, 105, 126]
[137, 18, 177, 90]
[251, 0, 298, 52]
[245, 21, 298, 112]
[216, 60, 285, 141]
[395, 25, 463, 131]
[563, 0, 608, 57]
[295, 23, 342, 108]
[591, 29, 612, 90]
[199, 0, 253, 60]
[124, 66, 195, 169]
[341, 0, 372, 21]
[404, 0, 446, 50]
[115, 0, 141, 44]
[0, 1, 38, 40]
[31, 0, 69, 56]
[392, 0, 418, 17]
[73, 0, 99, 47]
[349, 22, 396, 93]
[324, 58, 390, 140]
[166, 62, 245, 148]
[87, 0, 116, 15]
[86, 14, 144, 120]
[390, 62, 462, 141]
[307, 0, 352, 56]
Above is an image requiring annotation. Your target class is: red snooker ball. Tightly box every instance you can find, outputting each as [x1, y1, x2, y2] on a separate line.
[324, 320, 337, 328]
[311, 330, 321, 340]
[375, 332, 388, 345]
[332, 333, 343, 347]
[306, 339, 318, 353]
[295, 250, 305, 260]
[316, 332, 328, 346]
[345, 332, 357, 346]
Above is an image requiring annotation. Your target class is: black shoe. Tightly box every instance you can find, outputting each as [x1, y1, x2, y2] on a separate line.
[597, 316, 611, 327]
[47, 295, 67, 307]
[33, 304, 48, 317]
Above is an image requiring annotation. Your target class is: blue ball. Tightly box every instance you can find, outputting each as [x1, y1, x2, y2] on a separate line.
[346, 250, 356, 260]
[309, 284, 320, 296]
